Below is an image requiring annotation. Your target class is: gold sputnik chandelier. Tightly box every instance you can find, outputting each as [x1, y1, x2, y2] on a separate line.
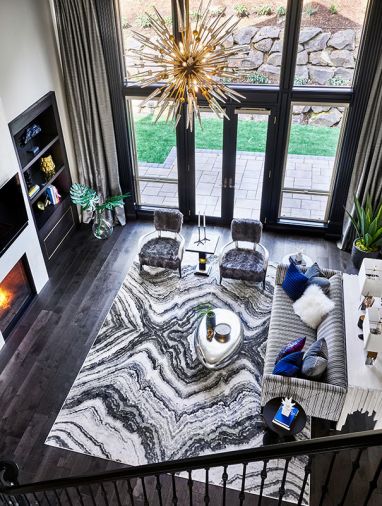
[129, 0, 247, 129]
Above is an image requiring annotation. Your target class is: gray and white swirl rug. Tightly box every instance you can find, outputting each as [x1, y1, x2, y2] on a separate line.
[46, 258, 309, 504]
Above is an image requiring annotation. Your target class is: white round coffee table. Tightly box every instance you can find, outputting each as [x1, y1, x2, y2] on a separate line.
[194, 308, 243, 369]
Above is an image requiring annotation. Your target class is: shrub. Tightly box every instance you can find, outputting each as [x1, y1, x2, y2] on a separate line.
[257, 5, 273, 16]
[190, 10, 201, 21]
[234, 4, 250, 18]
[304, 5, 318, 16]
[121, 16, 129, 30]
[136, 14, 152, 29]
[328, 76, 351, 86]
[294, 76, 309, 85]
[247, 72, 270, 84]
[163, 16, 172, 26]
[276, 6, 286, 17]
[329, 4, 338, 14]
[210, 5, 225, 17]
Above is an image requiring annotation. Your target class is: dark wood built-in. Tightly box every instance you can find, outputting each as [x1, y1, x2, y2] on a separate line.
[8, 92, 78, 271]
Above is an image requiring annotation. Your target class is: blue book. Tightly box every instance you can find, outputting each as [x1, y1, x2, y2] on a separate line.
[272, 405, 299, 431]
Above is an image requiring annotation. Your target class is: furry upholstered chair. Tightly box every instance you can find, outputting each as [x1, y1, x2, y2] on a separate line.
[219, 219, 269, 287]
[138, 209, 185, 277]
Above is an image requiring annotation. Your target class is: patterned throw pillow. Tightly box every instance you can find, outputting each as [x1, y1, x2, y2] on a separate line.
[302, 338, 328, 379]
[275, 336, 306, 364]
[305, 262, 330, 295]
[273, 351, 304, 377]
[282, 262, 309, 301]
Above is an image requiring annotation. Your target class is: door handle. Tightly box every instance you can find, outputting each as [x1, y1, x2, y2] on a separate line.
[228, 177, 235, 189]
[223, 177, 228, 189]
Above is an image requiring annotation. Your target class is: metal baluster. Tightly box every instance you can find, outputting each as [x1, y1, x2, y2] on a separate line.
[298, 457, 312, 506]
[171, 473, 178, 506]
[221, 465, 228, 506]
[75, 487, 85, 506]
[126, 479, 135, 506]
[277, 457, 291, 506]
[204, 468, 210, 505]
[113, 481, 122, 506]
[53, 489, 62, 505]
[141, 477, 149, 506]
[155, 475, 163, 506]
[363, 457, 382, 506]
[258, 459, 268, 506]
[319, 451, 338, 506]
[22, 493, 32, 505]
[88, 485, 96, 506]
[239, 462, 247, 506]
[64, 488, 74, 506]
[32, 492, 41, 505]
[101, 483, 110, 506]
[187, 470, 193, 506]
[338, 448, 364, 506]
[0, 493, 5, 505]
[43, 491, 52, 506]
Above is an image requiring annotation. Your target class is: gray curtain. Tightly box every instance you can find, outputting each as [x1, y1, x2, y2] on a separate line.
[341, 54, 382, 250]
[53, 0, 125, 225]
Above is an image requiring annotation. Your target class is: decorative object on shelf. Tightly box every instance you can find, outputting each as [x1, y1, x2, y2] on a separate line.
[28, 184, 40, 199]
[69, 183, 130, 240]
[346, 195, 382, 269]
[24, 170, 33, 189]
[19, 123, 41, 146]
[359, 258, 382, 297]
[27, 146, 40, 156]
[40, 155, 56, 181]
[128, 0, 246, 130]
[196, 303, 216, 340]
[363, 307, 382, 365]
[214, 322, 231, 343]
[281, 397, 296, 418]
[46, 185, 61, 205]
[36, 196, 51, 211]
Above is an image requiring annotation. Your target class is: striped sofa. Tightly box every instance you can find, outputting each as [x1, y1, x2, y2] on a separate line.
[261, 264, 347, 422]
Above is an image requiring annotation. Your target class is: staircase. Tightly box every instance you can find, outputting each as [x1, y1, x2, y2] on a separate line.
[1, 430, 382, 505]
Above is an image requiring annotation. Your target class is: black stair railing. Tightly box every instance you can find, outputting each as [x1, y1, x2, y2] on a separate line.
[1, 429, 382, 506]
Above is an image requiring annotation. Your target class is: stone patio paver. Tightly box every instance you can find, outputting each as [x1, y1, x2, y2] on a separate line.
[138, 148, 335, 221]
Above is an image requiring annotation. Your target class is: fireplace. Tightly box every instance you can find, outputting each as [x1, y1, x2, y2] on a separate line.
[0, 255, 35, 339]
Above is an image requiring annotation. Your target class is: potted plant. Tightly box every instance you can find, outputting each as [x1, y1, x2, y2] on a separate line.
[196, 304, 216, 333]
[70, 183, 130, 239]
[345, 195, 382, 269]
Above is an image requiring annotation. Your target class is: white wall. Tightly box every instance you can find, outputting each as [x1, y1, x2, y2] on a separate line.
[0, 0, 76, 347]
[0, 0, 77, 180]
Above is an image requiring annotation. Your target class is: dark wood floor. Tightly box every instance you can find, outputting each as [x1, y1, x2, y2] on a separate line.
[0, 221, 381, 505]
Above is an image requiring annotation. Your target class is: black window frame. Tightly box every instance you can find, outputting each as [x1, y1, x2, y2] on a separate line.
[97, 0, 382, 238]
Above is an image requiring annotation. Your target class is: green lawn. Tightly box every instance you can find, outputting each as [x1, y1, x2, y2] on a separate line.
[135, 115, 340, 164]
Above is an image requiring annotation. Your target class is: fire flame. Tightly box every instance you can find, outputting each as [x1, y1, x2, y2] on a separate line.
[0, 287, 11, 309]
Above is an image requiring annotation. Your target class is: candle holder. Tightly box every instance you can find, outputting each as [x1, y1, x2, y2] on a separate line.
[203, 225, 210, 243]
[194, 226, 204, 246]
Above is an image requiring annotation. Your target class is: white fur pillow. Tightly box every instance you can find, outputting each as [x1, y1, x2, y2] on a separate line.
[293, 284, 334, 329]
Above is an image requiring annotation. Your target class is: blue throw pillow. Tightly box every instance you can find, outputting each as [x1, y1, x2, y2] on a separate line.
[302, 338, 328, 379]
[275, 336, 306, 364]
[282, 262, 308, 301]
[305, 262, 330, 294]
[273, 351, 304, 377]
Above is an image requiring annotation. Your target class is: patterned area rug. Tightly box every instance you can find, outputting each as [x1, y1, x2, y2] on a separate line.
[46, 258, 309, 504]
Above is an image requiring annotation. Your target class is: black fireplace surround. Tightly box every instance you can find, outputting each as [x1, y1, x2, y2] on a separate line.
[0, 174, 28, 257]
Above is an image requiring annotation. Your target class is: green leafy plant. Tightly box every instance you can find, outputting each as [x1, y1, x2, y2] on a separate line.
[294, 76, 309, 85]
[190, 10, 201, 21]
[276, 5, 286, 17]
[304, 4, 318, 16]
[136, 13, 152, 29]
[121, 16, 129, 30]
[345, 195, 382, 252]
[234, 3, 250, 18]
[247, 72, 269, 84]
[257, 5, 273, 16]
[196, 304, 215, 317]
[163, 15, 172, 26]
[70, 183, 130, 214]
[210, 5, 225, 17]
[328, 76, 351, 86]
[329, 3, 338, 14]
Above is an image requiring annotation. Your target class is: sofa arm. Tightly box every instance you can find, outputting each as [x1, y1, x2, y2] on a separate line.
[261, 373, 347, 421]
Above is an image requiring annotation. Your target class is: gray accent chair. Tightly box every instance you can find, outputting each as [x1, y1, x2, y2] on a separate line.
[219, 219, 269, 288]
[138, 209, 185, 277]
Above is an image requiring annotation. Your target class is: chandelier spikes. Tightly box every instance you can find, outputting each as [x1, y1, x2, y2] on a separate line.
[129, 0, 248, 130]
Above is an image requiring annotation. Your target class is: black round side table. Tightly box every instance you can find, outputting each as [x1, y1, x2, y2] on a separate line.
[262, 397, 307, 444]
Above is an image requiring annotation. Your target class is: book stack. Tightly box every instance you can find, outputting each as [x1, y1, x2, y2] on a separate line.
[46, 185, 61, 205]
[28, 184, 40, 199]
[272, 405, 299, 431]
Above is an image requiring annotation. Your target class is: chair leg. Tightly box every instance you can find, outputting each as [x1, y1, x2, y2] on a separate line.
[219, 275, 222, 285]
[262, 278, 266, 290]
[139, 263, 143, 273]
[178, 265, 182, 278]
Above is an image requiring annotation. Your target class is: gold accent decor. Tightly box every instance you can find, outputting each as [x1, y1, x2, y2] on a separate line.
[40, 155, 56, 181]
[128, 0, 247, 129]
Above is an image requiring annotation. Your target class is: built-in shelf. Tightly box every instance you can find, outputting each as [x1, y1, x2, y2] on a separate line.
[9, 92, 78, 271]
